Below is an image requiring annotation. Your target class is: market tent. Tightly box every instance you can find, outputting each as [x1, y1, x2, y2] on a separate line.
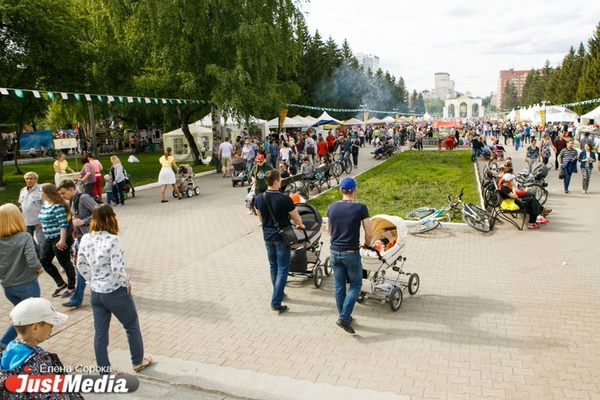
[311, 111, 341, 127]
[432, 120, 462, 129]
[581, 105, 600, 120]
[342, 117, 365, 126]
[422, 112, 431, 121]
[267, 115, 308, 129]
[365, 117, 382, 124]
[381, 116, 395, 124]
[163, 125, 213, 163]
[545, 106, 579, 123]
[303, 115, 318, 125]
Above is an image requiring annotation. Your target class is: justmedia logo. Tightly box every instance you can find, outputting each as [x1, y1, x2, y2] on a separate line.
[5, 371, 140, 394]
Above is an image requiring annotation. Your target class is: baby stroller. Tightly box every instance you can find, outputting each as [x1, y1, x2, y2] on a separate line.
[357, 215, 420, 311]
[232, 157, 250, 187]
[173, 164, 200, 198]
[122, 170, 135, 199]
[289, 203, 327, 288]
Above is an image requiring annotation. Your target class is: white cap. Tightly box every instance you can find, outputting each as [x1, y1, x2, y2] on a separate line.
[10, 298, 68, 327]
[503, 173, 515, 182]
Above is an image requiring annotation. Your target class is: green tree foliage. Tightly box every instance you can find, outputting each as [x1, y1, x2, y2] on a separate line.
[577, 23, 600, 113]
[501, 81, 519, 110]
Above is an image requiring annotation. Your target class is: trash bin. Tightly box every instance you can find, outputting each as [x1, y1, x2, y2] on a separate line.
[149, 143, 156, 152]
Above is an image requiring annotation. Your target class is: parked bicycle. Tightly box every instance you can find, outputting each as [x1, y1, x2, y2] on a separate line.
[406, 188, 492, 234]
[330, 153, 352, 179]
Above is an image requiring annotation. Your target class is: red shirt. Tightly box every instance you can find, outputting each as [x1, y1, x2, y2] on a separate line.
[326, 135, 336, 148]
[317, 141, 328, 155]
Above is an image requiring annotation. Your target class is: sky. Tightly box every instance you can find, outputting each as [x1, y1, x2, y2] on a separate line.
[301, 0, 600, 99]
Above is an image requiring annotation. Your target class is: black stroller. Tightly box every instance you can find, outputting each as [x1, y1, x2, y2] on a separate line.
[289, 203, 328, 288]
[232, 157, 250, 187]
[122, 169, 135, 199]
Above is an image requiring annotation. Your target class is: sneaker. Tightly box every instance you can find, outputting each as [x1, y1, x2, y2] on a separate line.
[527, 223, 540, 229]
[62, 301, 81, 308]
[536, 216, 549, 224]
[336, 319, 355, 334]
[246, 210, 254, 215]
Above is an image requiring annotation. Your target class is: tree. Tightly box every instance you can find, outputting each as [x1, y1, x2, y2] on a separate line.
[577, 23, 600, 107]
[501, 81, 519, 110]
[0, 0, 85, 184]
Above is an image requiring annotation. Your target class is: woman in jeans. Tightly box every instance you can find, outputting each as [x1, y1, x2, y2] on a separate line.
[77, 204, 152, 374]
[110, 155, 126, 206]
[79, 156, 97, 196]
[524, 138, 541, 173]
[0, 204, 43, 350]
[39, 183, 76, 298]
[578, 142, 596, 194]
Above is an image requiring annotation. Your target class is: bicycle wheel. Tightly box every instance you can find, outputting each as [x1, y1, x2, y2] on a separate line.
[343, 160, 352, 174]
[405, 208, 436, 220]
[462, 204, 491, 232]
[408, 219, 440, 234]
[331, 162, 343, 179]
[524, 183, 547, 205]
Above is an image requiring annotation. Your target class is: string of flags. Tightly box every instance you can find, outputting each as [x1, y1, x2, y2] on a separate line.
[286, 103, 421, 116]
[0, 87, 208, 106]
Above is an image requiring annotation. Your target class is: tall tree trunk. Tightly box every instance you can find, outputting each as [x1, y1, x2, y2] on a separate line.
[177, 105, 203, 165]
[211, 105, 223, 140]
[12, 102, 27, 175]
[0, 135, 6, 186]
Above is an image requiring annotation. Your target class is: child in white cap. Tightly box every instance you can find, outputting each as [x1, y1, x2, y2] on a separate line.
[0, 298, 82, 398]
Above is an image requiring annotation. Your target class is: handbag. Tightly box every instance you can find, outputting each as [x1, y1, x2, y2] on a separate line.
[262, 192, 298, 247]
[501, 198, 521, 211]
[558, 168, 566, 180]
[306, 146, 315, 155]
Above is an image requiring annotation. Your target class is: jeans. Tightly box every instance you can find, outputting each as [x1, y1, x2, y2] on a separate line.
[91, 287, 144, 373]
[84, 182, 95, 196]
[112, 180, 125, 205]
[26, 224, 45, 258]
[352, 152, 358, 167]
[471, 148, 478, 162]
[564, 171, 573, 191]
[40, 236, 76, 289]
[515, 139, 521, 151]
[264, 240, 291, 308]
[0, 280, 41, 348]
[331, 250, 363, 323]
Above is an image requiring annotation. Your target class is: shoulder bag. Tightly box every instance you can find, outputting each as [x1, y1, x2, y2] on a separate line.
[262, 192, 298, 247]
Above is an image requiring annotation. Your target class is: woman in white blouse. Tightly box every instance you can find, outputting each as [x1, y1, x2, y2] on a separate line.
[76, 204, 152, 373]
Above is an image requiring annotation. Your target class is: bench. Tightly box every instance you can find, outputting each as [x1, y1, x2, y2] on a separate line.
[488, 190, 527, 230]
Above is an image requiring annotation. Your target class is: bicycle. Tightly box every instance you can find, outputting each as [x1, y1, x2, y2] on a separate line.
[406, 188, 493, 234]
[330, 153, 352, 179]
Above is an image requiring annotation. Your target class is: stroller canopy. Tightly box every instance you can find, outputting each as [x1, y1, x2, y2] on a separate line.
[371, 214, 408, 243]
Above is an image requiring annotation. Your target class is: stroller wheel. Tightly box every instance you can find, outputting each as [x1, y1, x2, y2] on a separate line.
[194, 186, 200, 196]
[172, 190, 178, 198]
[323, 257, 332, 276]
[408, 273, 420, 295]
[186, 188, 194, 198]
[389, 286, 403, 311]
[313, 266, 324, 288]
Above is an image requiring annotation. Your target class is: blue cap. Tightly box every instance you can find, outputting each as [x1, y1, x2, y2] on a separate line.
[340, 177, 358, 192]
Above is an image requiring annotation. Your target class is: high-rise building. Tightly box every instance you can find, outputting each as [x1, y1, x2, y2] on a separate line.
[432, 72, 456, 100]
[496, 69, 530, 108]
[355, 52, 380, 74]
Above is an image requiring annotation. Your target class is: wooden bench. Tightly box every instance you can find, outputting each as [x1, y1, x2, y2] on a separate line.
[488, 190, 527, 230]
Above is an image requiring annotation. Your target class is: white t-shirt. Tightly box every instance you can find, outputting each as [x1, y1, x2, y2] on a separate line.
[280, 147, 291, 161]
[219, 142, 234, 158]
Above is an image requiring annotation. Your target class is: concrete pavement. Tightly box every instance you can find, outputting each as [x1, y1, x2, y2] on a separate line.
[2, 142, 600, 400]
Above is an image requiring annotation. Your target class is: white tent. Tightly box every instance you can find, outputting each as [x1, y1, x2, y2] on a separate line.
[342, 118, 365, 126]
[194, 114, 269, 138]
[381, 116, 395, 124]
[163, 125, 213, 163]
[365, 117, 383, 124]
[266, 115, 308, 129]
[302, 115, 318, 125]
[311, 111, 341, 126]
[422, 112, 431, 121]
[545, 106, 579, 123]
[581, 105, 600, 121]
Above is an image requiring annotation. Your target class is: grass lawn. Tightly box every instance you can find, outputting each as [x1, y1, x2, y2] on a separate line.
[0, 152, 214, 204]
[309, 150, 480, 219]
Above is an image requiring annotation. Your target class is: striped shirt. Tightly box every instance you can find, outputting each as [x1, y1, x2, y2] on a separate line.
[39, 203, 69, 239]
[559, 148, 578, 163]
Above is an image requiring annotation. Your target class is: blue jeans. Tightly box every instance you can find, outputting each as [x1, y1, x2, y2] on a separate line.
[264, 240, 291, 308]
[471, 148, 478, 162]
[91, 287, 144, 373]
[66, 272, 86, 305]
[564, 171, 573, 191]
[331, 250, 363, 323]
[112, 180, 125, 205]
[1, 280, 41, 348]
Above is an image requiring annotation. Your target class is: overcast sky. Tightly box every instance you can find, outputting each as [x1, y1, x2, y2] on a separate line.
[301, 0, 600, 99]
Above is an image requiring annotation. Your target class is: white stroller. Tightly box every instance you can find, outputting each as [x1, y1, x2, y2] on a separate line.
[357, 215, 420, 311]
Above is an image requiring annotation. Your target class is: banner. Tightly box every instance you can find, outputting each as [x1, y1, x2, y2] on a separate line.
[278, 109, 288, 133]
[363, 111, 369, 122]
[53, 138, 78, 150]
[539, 110, 546, 127]
[515, 111, 520, 123]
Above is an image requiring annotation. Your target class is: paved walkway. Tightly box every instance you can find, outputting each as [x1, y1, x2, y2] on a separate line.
[2, 143, 600, 400]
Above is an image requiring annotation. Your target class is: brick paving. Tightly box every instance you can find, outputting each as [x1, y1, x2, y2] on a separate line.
[2, 142, 600, 399]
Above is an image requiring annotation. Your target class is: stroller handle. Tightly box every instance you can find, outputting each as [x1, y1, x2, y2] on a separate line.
[363, 245, 384, 261]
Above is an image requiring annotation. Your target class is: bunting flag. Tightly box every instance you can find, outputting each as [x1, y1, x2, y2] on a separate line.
[0, 86, 209, 107]
[287, 103, 421, 116]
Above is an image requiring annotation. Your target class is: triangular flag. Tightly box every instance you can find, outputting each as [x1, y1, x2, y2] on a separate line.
[119, 96, 124, 103]
[32, 91, 41, 98]
[137, 97, 143, 104]
[176, 99, 181, 104]
[162, 98, 167, 104]
[0, 88, 9, 95]
[168, 99, 173, 104]
[183, 100, 188, 105]
[48, 92, 55, 100]
[74, 94, 81, 101]
[145, 98, 151, 104]
[108, 96, 115, 102]
[60, 92, 68, 100]
[154, 98, 159, 104]
[85, 94, 92, 101]
[14, 89, 24, 98]
[127, 97, 134, 103]
[96, 95, 102, 102]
